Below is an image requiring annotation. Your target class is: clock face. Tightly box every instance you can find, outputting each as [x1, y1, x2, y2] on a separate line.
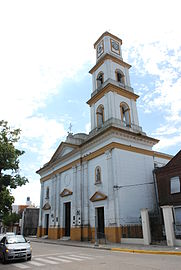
[97, 40, 104, 58]
[111, 39, 120, 55]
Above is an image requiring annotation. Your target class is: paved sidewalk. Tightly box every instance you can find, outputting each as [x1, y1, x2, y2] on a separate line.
[27, 236, 181, 256]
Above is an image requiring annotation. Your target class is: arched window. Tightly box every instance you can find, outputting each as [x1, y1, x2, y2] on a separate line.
[95, 166, 101, 184]
[120, 102, 131, 127]
[97, 72, 104, 88]
[96, 105, 104, 127]
[46, 187, 49, 199]
[115, 70, 125, 84]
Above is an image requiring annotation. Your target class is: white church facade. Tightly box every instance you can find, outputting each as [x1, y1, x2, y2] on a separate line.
[37, 32, 172, 242]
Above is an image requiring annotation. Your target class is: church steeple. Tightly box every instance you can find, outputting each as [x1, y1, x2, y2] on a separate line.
[87, 32, 143, 134]
[94, 32, 123, 62]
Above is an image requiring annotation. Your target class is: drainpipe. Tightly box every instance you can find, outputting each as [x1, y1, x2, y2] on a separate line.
[152, 169, 160, 216]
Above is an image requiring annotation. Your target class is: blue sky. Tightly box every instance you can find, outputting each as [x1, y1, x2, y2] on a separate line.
[0, 0, 181, 206]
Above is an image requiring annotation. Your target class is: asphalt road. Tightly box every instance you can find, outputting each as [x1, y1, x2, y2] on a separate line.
[1, 241, 181, 270]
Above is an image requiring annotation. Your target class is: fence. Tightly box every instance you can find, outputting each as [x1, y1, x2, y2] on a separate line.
[121, 224, 143, 238]
[149, 214, 166, 243]
[174, 224, 181, 239]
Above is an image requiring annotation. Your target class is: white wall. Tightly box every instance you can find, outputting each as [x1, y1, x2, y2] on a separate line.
[114, 148, 156, 225]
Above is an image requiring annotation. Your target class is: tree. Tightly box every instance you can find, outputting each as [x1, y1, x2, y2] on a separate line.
[2, 212, 20, 227]
[0, 120, 28, 216]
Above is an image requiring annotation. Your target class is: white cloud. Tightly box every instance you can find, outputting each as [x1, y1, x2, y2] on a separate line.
[129, 39, 181, 152]
[154, 134, 181, 152]
[12, 180, 41, 206]
[19, 116, 67, 164]
[152, 125, 179, 136]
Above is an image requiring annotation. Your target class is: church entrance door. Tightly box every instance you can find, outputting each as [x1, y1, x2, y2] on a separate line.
[97, 207, 105, 239]
[45, 214, 49, 235]
[64, 202, 71, 236]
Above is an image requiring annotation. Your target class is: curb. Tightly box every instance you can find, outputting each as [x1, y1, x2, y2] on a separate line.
[28, 238, 181, 256]
[28, 238, 111, 250]
[111, 247, 181, 256]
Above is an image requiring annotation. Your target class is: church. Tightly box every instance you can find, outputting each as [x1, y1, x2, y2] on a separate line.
[37, 32, 172, 243]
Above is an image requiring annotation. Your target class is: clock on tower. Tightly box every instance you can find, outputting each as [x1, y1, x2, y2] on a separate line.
[110, 39, 120, 55]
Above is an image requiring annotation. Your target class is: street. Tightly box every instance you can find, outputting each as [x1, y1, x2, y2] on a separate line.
[1, 241, 181, 270]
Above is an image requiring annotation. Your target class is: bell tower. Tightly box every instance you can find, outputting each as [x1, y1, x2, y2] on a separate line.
[87, 32, 143, 134]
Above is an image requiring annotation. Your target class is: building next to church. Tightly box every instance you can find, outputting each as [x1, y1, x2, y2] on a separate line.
[36, 32, 172, 243]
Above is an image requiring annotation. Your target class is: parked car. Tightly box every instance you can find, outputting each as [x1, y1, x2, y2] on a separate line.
[0, 235, 32, 264]
[0, 235, 4, 241]
[5, 232, 15, 236]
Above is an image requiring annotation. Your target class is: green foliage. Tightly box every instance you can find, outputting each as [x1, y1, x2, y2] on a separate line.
[0, 120, 28, 216]
[3, 212, 20, 227]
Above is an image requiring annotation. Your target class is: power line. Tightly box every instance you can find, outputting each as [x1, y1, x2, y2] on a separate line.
[113, 182, 154, 190]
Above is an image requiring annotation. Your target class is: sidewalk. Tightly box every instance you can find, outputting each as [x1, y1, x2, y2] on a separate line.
[27, 236, 181, 256]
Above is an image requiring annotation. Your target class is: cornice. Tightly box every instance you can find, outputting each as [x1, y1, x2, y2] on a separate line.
[87, 82, 139, 106]
[81, 125, 159, 150]
[94, 32, 122, 48]
[39, 125, 162, 182]
[40, 141, 157, 183]
[90, 191, 108, 202]
[40, 158, 81, 182]
[154, 151, 173, 161]
[89, 53, 131, 75]
[60, 188, 73, 197]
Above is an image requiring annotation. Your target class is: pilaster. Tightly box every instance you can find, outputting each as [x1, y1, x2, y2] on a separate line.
[105, 149, 117, 227]
[38, 182, 44, 227]
[82, 162, 89, 233]
[72, 166, 77, 227]
[55, 173, 61, 227]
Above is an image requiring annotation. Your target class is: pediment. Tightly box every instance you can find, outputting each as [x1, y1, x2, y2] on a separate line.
[49, 142, 78, 163]
[60, 188, 73, 197]
[42, 202, 51, 210]
[90, 191, 107, 202]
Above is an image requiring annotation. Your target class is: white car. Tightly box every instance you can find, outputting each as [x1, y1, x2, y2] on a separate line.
[0, 235, 32, 264]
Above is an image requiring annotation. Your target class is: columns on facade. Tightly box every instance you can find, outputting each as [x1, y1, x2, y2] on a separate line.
[105, 149, 120, 242]
[47, 175, 58, 239]
[77, 164, 82, 227]
[50, 176, 56, 227]
[72, 166, 77, 227]
[37, 181, 44, 237]
[71, 164, 82, 241]
[106, 149, 114, 200]
[38, 182, 44, 227]
[82, 161, 90, 240]
[141, 208, 151, 245]
[82, 161, 88, 223]
[55, 174, 60, 227]
[161, 205, 175, 246]
[59, 172, 63, 231]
